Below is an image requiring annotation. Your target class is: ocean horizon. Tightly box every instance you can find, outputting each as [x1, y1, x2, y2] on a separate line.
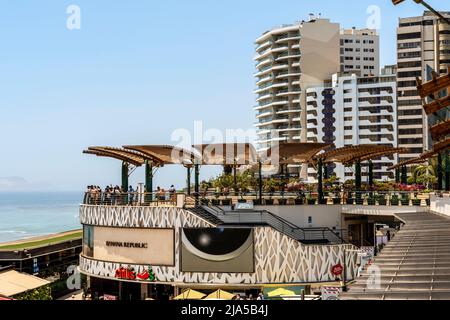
[0, 191, 82, 243]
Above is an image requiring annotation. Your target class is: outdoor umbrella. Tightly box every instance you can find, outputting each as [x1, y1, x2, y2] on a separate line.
[173, 289, 206, 300]
[267, 287, 296, 298]
[204, 289, 235, 300]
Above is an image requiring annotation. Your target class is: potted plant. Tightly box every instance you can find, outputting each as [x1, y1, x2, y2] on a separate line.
[390, 194, 399, 206]
[306, 194, 316, 205]
[411, 197, 421, 206]
[367, 193, 375, 205]
[332, 185, 341, 204]
[287, 181, 305, 205]
[377, 194, 387, 206]
[355, 194, 364, 205]
[263, 178, 277, 205]
[400, 192, 410, 206]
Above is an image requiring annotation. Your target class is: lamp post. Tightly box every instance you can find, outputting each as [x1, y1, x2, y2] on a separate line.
[145, 160, 153, 202]
[392, 0, 450, 25]
[194, 164, 200, 206]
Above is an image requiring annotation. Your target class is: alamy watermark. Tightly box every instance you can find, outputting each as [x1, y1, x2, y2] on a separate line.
[66, 4, 81, 30]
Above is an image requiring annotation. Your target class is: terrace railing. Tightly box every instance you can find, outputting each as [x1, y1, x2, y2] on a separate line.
[197, 205, 346, 244]
[82, 190, 431, 207]
[82, 191, 177, 206]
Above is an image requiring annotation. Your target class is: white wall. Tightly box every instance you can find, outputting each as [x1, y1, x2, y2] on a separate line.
[255, 205, 342, 229]
[430, 194, 450, 216]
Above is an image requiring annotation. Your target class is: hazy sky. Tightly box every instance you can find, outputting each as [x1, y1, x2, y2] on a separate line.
[0, 0, 440, 191]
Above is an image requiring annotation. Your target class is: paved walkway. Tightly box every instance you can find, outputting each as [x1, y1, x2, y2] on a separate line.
[341, 211, 450, 300]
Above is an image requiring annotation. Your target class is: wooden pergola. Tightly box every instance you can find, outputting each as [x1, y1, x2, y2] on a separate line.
[83, 142, 409, 203]
[314, 145, 408, 198]
[388, 138, 450, 189]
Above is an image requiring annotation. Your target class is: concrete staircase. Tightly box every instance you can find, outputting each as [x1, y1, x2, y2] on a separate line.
[341, 211, 450, 300]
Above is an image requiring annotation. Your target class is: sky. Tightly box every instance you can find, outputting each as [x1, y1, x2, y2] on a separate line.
[0, 0, 442, 192]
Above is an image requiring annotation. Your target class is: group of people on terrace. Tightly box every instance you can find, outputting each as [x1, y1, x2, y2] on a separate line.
[84, 184, 177, 205]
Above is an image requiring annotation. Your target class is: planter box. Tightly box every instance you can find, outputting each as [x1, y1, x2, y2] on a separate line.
[211, 199, 220, 206]
[401, 199, 410, 206]
[265, 199, 274, 205]
[378, 199, 387, 206]
[346, 199, 354, 205]
[426, 199, 430, 206]
[253, 199, 261, 205]
[318, 199, 327, 205]
[294, 198, 304, 205]
[307, 199, 316, 205]
[221, 199, 231, 206]
[355, 199, 364, 205]
[391, 199, 399, 206]
[411, 199, 421, 206]
[200, 199, 209, 205]
[238, 199, 247, 203]
[367, 199, 375, 206]
[278, 199, 287, 205]
[333, 198, 341, 205]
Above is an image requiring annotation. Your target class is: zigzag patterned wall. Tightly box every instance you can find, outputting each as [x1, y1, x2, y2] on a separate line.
[79, 205, 357, 285]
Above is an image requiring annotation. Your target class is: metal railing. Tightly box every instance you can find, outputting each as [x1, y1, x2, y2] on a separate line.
[82, 192, 177, 206]
[192, 190, 431, 207]
[81, 190, 431, 207]
[197, 205, 346, 244]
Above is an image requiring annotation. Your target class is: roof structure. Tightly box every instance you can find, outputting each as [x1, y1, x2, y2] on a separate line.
[261, 142, 331, 165]
[124, 145, 197, 165]
[387, 138, 450, 170]
[83, 147, 150, 166]
[192, 143, 258, 166]
[0, 269, 50, 297]
[315, 145, 406, 165]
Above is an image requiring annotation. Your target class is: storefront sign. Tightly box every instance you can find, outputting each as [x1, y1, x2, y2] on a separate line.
[92, 227, 174, 266]
[331, 264, 343, 276]
[106, 241, 148, 249]
[115, 266, 156, 282]
[103, 294, 117, 300]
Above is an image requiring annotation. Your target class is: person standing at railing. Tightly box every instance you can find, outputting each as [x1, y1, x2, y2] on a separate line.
[128, 186, 135, 205]
[169, 185, 176, 203]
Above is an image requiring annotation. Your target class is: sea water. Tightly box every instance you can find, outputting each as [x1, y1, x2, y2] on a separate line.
[0, 192, 81, 243]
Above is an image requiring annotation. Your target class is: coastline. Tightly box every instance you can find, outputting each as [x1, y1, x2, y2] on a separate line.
[0, 229, 82, 250]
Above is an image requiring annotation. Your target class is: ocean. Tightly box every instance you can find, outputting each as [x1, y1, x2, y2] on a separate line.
[0, 192, 82, 243]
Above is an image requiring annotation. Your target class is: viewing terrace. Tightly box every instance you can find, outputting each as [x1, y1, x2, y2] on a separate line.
[82, 142, 435, 209]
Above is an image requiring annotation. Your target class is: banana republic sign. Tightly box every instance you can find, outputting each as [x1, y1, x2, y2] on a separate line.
[106, 241, 148, 249]
[93, 227, 175, 266]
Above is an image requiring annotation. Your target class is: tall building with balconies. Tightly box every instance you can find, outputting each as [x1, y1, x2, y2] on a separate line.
[340, 28, 380, 77]
[306, 67, 398, 182]
[396, 11, 450, 162]
[253, 16, 340, 153]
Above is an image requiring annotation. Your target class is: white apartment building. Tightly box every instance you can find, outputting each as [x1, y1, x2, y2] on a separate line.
[253, 18, 380, 156]
[340, 28, 380, 77]
[397, 11, 450, 162]
[306, 67, 398, 182]
[253, 16, 340, 153]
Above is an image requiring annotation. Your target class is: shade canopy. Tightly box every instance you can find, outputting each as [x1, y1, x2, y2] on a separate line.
[124, 145, 198, 165]
[388, 138, 450, 170]
[192, 143, 258, 166]
[261, 142, 331, 165]
[0, 269, 50, 297]
[315, 145, 407, 165]
[267, 287, 296, 298]
[204, 289, 235, 300]
[173, 289, 206, 300]
[83, 147, 151, 167]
